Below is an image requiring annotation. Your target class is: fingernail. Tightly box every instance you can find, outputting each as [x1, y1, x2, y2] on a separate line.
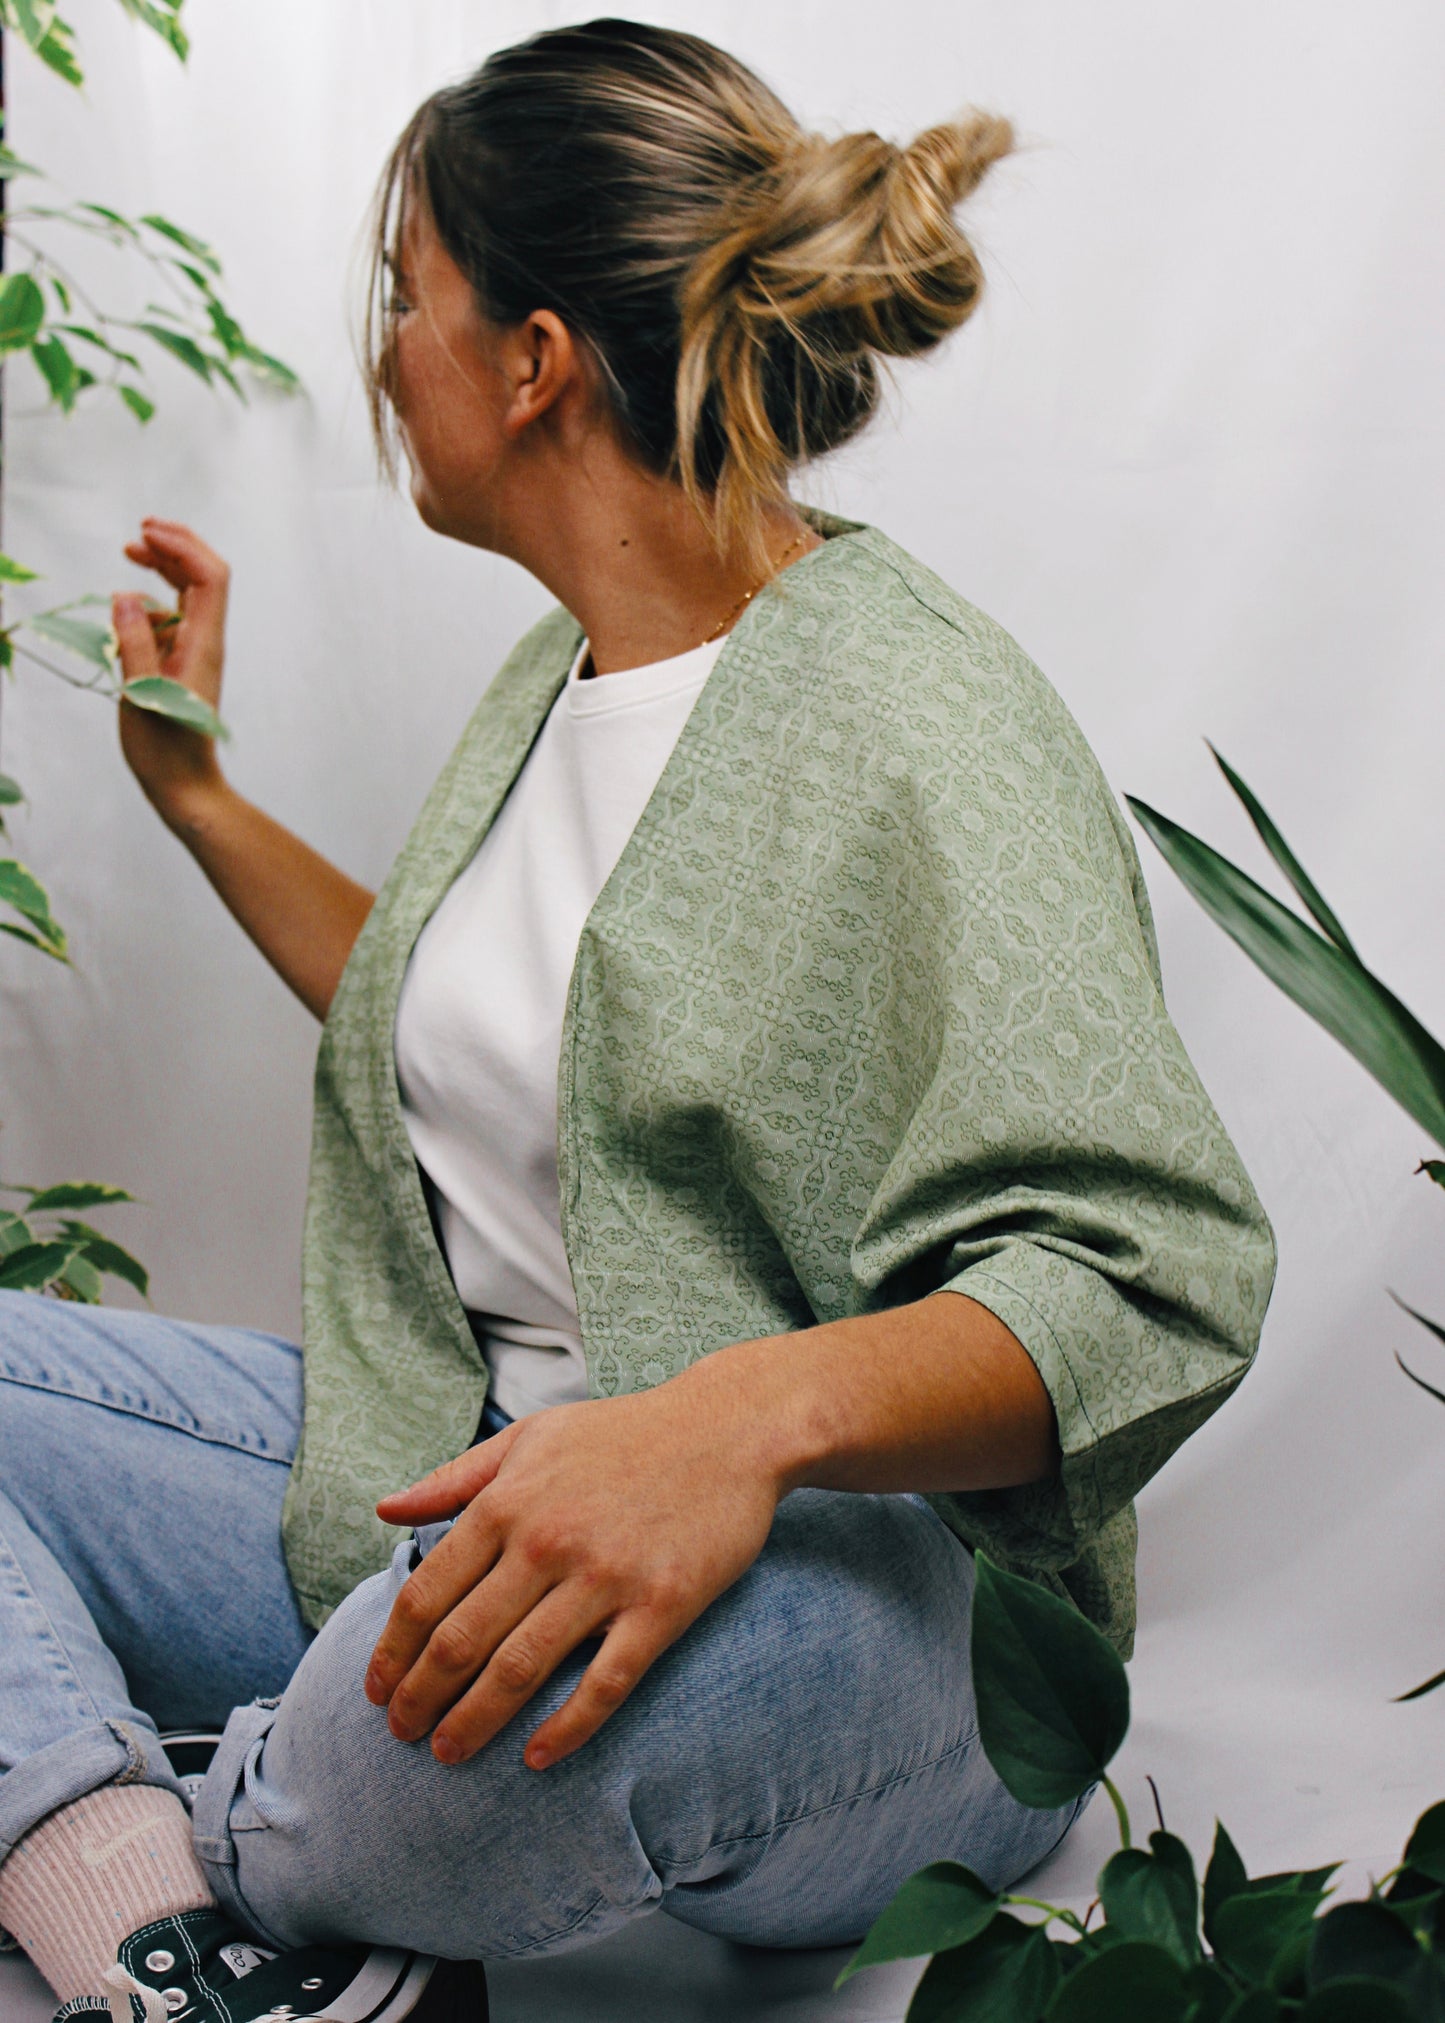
[527, 1747, 552, 1771]
[363, 1668, 384, 1703]
[433, 1735, 462, 1765]
[114, 593, 141, 620]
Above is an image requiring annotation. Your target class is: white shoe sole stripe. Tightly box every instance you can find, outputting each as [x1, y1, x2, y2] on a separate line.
[309, 1951, 420, 2023]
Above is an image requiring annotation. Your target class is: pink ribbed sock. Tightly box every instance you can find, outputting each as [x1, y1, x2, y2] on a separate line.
[0, 1785, 215, 2002]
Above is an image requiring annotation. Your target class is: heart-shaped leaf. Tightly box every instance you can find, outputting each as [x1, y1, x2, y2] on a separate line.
[1212, 1887, 1330, 1990]
[1297, 1980, 1417, 2021]
[836, 1861, 998, 1985]
[1099, 1832, 1199, 1965]
[908, 1914, 1059, 2023]
[970, 1553, 1130, 1810]
[1045, 1939, 1187, 2021]
[1404, 1803, 1445, 1885]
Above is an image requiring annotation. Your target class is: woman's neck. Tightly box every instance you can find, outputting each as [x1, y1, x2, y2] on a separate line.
[491, 437, 824, 675]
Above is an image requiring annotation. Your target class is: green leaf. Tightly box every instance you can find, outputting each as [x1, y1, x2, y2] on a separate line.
[1420, 1160, 1445, 1190]
[238, 342, 300, 392]
[25, 608, 115, 669]
[60, 1253, 103, 1303]
[1403, 1803, 1445, 1886]
[69, 1231, 149, 1299]
[0, 143, 43, 178]
[0, 919, 68, 959]
[1220, 1995, 1279, 2023]
[1099, 1833, 1199, 1966]
[1184, 1960, 1241, 2023]
[0, 774, 21, 805]
[120, 676, 228, 741]
[1396, 1666, 1445, 1704]
[1206, 748, 1358, 959]
[77, 201, 139, 237]
[59, 324, 143, 371]
[1297, 1985, 1414, 2022]
[1128, 795, 1445, 1152]
[1395, 1355, 1445, 1410]
[24, 1181, 134, 1213]
[9, 0, 59, 52]
[970, 1553, 1130, 1810]
[836, 1861, 998, 1985]
[1045, 1939, 1188, 2022]
[908, 1914, 1060, 2023]
[0, 553, 39, 584]
[31, 332, 81, 411]
[1212, 1887, 1330, 1990]
[0, 1209, 36, 1256]
[0, 271, 47, 352]
[32, 16, 82, 87]
[112, 0, 188, 60]
[49, 274, 71, 314]
[0, 855, 64, 944]
[1308, 1900, 1444, 2013]
[1203, 1823, 1250, 1950]
[136, 322, 212, 382]
[140, 214, 221, 275]
[0, 1239, 80, 1292]
[118, 384, 156, 424]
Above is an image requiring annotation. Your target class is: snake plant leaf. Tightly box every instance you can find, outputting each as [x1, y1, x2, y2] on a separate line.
[1127, 797, 1445, 1152]
[1205, 747, 1358, 959]
[1045, 1939, 1187, 2022]
[0, 1238, 81, 1292]
[0, 272, 47, 352]
[120, 675, 228, 741]
[971, 1554, 1129, 1809]
[835, 1861, 998, 1985]
[24, 1180, 134, 1213]
[907, 1913, 1059, 2023]
[1098, 1833, 1200, 1966]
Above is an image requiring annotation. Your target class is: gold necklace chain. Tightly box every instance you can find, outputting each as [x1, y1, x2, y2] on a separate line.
[697, 528, 811, 647]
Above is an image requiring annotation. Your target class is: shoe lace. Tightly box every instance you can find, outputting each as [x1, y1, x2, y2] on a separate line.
[102, 1965, 169, 2023]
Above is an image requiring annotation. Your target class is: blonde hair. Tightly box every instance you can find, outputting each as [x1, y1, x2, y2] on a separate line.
[364, 20, 1013, 575]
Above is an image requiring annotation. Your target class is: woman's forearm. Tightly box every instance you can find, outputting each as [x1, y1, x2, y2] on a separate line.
[676, 1291, 1060, 1499]
[162, 780, 374, 1021]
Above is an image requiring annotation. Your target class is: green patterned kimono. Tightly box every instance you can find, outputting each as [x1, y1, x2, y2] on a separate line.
[283, 509, 1276, 1648]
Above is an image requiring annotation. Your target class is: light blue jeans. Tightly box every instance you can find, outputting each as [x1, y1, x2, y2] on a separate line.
[0, 1290, 1083, 1960]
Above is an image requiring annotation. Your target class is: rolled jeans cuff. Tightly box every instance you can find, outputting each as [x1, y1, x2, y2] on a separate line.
[190, 1696, 284, 1944]
[0, 1718, 190, 1867]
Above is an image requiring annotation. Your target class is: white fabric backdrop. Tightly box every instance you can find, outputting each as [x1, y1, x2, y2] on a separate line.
[2, 3, 1443, 2017]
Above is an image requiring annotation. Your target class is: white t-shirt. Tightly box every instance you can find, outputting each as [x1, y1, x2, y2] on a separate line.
[394, 633, 725, 1419]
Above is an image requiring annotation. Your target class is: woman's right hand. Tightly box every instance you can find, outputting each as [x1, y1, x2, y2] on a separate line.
[113, 517, 231, 826]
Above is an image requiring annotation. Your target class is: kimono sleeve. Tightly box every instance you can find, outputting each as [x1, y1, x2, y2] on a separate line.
[849, 671, 1278, 1577]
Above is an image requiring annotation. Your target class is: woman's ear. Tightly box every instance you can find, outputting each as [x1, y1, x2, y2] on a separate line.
[500, 309, 584, 439]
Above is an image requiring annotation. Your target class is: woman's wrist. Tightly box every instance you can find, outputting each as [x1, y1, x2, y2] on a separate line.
[150, 766, 234, 846]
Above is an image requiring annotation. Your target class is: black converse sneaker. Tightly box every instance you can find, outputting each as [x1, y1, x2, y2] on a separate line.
[52, 1907, 487, 2023]
[158, 1731, 224, 1808]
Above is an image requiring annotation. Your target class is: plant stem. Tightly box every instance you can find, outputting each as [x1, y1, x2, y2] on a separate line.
[1003, 1894, 1088, 1936]
[1102, 1775, 1132, 1849]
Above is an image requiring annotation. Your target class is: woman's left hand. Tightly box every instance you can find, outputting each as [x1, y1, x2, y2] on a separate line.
[363, 1370, 785, 1769]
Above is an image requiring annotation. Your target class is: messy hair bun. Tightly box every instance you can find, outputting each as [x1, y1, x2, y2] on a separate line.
[365, 19, 1013, 573]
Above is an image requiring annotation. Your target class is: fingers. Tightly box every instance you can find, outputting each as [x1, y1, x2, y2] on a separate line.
[364, 1497, 508, 1709]
[520, 1612, 669, 1769]
[375, 1430, 515, 1525]
[111, 593, 162, 683]
[121, 518, 230, 622]
[431, 1585, 632, 1766]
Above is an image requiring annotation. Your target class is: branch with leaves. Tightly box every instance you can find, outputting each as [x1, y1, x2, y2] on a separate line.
[0, 0, 299, 1301]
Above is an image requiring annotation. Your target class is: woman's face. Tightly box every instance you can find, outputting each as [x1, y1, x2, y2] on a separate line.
[385, 201, 513, 544]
